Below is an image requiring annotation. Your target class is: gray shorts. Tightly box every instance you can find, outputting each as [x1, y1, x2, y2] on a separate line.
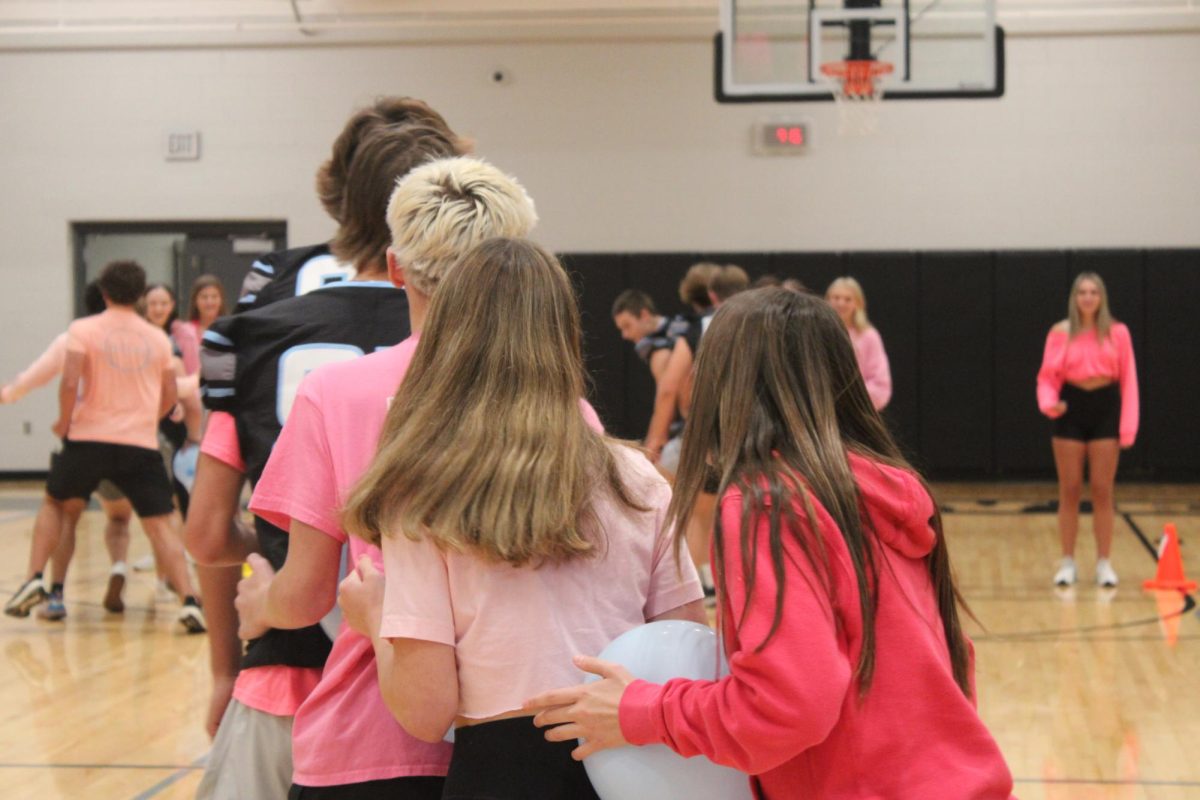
[95, 479, 123, 502]
[195, 699, 293, 800]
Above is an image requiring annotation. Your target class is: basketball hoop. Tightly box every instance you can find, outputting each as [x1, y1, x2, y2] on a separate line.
[820, 59, 894, 136]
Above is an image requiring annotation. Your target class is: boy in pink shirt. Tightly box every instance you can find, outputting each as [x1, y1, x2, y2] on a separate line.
[238, 157, 542, 797]
[185, 100, 469, 800]
[5, 261, 202, 632]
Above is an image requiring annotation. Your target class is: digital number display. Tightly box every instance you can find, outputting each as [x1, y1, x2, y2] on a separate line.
[754, 120, 811, 155]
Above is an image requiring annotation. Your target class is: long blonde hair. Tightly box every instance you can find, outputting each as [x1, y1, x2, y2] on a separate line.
[343, 237, 643, 565]
[1067, 271, 1114, 341]
[825, 276, 870, 331]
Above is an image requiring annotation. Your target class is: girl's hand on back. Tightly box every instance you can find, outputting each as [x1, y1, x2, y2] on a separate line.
[525, 656, 634, 760]
[339, 555, 385, 639]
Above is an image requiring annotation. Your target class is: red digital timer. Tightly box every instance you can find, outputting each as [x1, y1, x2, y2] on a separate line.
[774, 126, 805, 146]
[755, 121, 811, 154]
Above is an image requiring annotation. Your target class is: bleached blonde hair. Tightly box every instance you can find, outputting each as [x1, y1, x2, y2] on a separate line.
[826, 276, 870, 332]
[386, 156, 538, 296]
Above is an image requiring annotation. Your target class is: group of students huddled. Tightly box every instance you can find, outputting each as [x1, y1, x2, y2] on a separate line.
[2, 268, 229, 628]
[0, 95, 1081, 799]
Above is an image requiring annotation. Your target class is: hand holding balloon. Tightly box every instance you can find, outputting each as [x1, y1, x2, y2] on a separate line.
[527, 655, 633, 760]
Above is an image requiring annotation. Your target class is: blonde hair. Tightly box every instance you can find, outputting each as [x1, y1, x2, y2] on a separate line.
[387, 157, 538, 296]
[343, 238, 645, 566]
[826, 276, 870, 331]
[1067, 271, 1114, 341]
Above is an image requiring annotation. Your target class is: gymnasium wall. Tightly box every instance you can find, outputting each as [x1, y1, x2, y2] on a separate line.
[1, 30, 1198, 471]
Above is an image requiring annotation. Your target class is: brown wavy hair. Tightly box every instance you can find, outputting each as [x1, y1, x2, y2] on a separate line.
[316, 98, 472, 271]
[667, 287, 973, 698]
[344, 238, 644, 565]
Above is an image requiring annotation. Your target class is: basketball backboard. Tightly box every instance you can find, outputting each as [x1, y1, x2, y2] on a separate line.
[716, 0, 1004, 102]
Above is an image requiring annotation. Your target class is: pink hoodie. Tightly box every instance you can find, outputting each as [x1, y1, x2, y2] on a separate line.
[619, 453, 1015, 800]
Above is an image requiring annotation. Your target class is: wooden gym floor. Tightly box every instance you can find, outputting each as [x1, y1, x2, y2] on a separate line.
[0, 481, 1196, 799]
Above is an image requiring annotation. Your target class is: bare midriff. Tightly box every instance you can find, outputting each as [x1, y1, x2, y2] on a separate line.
[456, 708, 534, 728]
[1068, 377, 1115, 391]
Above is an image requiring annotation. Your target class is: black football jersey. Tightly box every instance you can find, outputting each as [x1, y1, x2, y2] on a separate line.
[234, 243, 356, 315]
[200, 281, 410, 670]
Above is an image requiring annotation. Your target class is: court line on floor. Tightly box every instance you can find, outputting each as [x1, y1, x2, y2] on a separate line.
[129, 755, 207, 800]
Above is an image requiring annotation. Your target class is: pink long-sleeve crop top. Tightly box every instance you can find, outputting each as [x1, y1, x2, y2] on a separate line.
[1036, 322, 1138, 446]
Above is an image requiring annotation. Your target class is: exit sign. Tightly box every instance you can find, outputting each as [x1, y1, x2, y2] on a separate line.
[752, 120, 811, 155]
[166, 131, 201, 161]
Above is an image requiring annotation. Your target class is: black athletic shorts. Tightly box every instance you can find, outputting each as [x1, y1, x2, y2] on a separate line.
[442, 717, 600, 800]
[1053, 383, 1121, 443]
[288, 777, 443, 800]
[47, 439, 175, 517]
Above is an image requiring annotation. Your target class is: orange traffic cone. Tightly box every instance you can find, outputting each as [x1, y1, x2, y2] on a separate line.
[1142, 524, 1197, 592]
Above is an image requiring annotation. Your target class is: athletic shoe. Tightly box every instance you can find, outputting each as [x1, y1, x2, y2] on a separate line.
[1095, 559, 1119, 588]
[1053, 558, 1077, 587]
[37, 591, 66, 621]
[178, 602, 206, 634]
[4, 576, 47, 617]
[103, 570, 126, 614]
[132, 554, 156, 572]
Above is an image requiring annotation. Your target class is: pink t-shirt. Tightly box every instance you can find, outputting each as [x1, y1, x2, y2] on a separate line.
[199, 410, 245, 471]
[199, 411, 319, 717]
[375, 422, 702, 718]
[65, 307, 173, 451]
[849, 326, 891, 411]
[1037, 323, 1139, 446]
[169, 319, 201, 375]
[251, 335, 616, 784]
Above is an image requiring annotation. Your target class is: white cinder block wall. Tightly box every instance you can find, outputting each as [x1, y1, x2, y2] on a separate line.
[1, 31, 1198, 469]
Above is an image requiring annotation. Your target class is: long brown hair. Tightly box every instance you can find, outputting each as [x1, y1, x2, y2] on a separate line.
[186, 274, 226, 322]
[667, 288, 973, 697]
[343, 238, 644, 565]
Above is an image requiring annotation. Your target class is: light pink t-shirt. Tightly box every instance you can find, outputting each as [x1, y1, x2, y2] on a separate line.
[65, 307, 173, 451]
[377, 439, 703, 720]
[848, 326, 892, 411]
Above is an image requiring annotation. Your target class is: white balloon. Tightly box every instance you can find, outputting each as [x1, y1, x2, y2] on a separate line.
[583, 621, 753, 800]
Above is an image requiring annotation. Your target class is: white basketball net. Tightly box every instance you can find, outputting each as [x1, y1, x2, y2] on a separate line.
[820, 61, 893, 136]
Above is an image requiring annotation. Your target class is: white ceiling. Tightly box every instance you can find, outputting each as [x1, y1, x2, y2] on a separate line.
[0, 1, 1195, 48]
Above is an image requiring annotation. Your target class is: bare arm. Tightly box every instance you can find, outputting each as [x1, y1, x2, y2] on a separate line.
[237, 522, 341, 639]
[185, 454, 256, 566]
[158, 362, 178, 420]
[196, 563, 243, 738]
[644, 338, 693, 457]
[53, 350, 84, 438]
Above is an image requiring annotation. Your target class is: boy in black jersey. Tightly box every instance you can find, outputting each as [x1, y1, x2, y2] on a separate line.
[185, 98, 469, 800]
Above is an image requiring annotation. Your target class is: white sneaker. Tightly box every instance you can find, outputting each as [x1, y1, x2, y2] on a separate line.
[132, 554, 156, 572]
[1053, 558, 1077, 587]
[1095, 559, 1119, 588]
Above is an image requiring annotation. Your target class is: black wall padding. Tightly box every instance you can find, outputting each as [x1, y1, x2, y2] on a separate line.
[918, 253, 994, 474]
[563, 248, 1196, 480]
[846, 252, 921, 464]
[993, 252, 1069, 474]
[560, 253, 628, 433]
[1144, 250, 1200, 473]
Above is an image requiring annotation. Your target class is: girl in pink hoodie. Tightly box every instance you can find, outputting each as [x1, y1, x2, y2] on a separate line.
[528, 287, 1015, 800]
